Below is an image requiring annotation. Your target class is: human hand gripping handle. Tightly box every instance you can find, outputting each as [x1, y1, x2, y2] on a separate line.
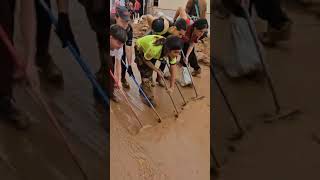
[56, 13, 80, 54]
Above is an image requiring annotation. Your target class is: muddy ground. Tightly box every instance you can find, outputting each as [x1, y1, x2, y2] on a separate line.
[212, 2, 320, 180]
[0, 2, 211, 180]
[110, 16, 211, 180]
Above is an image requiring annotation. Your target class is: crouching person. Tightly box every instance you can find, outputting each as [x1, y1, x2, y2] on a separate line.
[134, 35, 183, 107]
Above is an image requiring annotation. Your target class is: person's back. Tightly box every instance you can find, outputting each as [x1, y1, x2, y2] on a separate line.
[136, 35, 164, 60]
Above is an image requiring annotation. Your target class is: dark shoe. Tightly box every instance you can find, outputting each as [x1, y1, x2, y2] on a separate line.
[192, 68, 202, 76]
[260, 21, 292, 46]
[0, 97, 31, 130]
[244, 70, 265, 83]
[36, 53, 63, 83]
[121, 78, 130, 89]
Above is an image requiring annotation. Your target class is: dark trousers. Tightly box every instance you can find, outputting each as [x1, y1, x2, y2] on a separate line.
[159, 61, 166, 72]
[180, 43, 201, 71]
[97, 31, 113, 97]
[0, 0, 16, 98]
[35, 0, 52, 57]
[121, 45, 127, 80]
[251, 0, 289, 29]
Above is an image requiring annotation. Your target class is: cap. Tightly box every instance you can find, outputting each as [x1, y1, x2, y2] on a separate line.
[116, 6, 130, 21]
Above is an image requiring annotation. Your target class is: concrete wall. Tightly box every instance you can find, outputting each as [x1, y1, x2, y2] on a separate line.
[157, 0, 211, 13]
[147, 0, 211, 29]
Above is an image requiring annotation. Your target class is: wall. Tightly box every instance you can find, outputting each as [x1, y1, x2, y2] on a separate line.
[158, 0, 211, 14]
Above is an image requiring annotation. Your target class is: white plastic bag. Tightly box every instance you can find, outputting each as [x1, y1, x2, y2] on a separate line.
[224, 1, 263, 78]
[179, 67, 192, 86]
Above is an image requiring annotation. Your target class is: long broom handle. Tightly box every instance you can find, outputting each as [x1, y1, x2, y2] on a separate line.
[38, 0, 110, 107]
[109, 70, 143, 128]
[181, 50, 200, 97]
[120, 59, 162, 122]
[0, 23, 88, 180]
[243, 9, 281, 114]
[165, 62, 187, 105]
[210, 64, 244, 133]
[160, 75, 179, 116]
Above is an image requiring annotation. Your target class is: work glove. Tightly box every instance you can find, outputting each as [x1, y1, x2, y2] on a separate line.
[127, 65, 134, 77]
[56, 13, 80, 54]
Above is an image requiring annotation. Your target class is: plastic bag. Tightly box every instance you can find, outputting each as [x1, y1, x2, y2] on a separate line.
[179, 67, 192, 86]
[224, 6, 263, 78]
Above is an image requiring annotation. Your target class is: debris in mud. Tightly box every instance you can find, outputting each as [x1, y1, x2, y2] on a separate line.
[132, 18, 149, 38]
[196, 37, 210, 66]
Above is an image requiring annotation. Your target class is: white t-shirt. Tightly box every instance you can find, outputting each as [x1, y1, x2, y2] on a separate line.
[110, 47, 123, 61]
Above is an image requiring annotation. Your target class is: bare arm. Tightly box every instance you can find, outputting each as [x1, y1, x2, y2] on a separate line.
[185, 43, 195, 61]
[125, 45, 133, 65]
[185, 0, 194, 14]
[199, 0, 207, 19]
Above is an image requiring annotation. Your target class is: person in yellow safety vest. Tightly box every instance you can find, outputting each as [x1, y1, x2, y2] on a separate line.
[134, 35, 183, 107]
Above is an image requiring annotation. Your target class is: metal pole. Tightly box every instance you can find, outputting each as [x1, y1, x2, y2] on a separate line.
[121, 60, 163, 122]
[109, 70, 144, 128]
[210, 61, 244, 133]
[243, 10, 281, 114]
[165, 63, 187, 105]
[181, 50, 200, 98]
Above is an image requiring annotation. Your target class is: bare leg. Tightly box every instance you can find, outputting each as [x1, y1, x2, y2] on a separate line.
[173, 7, 188, 21]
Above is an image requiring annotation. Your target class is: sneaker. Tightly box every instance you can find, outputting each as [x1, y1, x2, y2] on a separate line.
[192, 68, 202, 76]
[121, 78, 130, 89]
[0, 97, 31, 130]
[259, 20, 292, 46]
[36, 53, 63, 83]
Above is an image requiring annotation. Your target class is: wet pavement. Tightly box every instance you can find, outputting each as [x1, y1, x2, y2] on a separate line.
[212, 3, 320, 180]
